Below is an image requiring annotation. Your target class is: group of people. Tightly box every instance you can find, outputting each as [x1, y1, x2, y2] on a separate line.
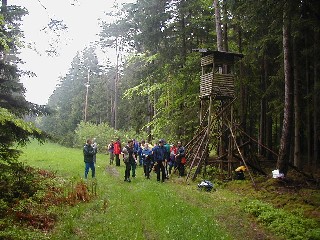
[83, 137, 186, 182]
[108, 138, 186, 183]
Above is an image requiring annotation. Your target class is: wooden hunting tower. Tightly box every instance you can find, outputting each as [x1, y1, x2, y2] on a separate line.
[186, 50, 243, 181]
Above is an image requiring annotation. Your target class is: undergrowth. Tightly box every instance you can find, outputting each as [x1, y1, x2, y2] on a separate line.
[0, 166, 95, 240]
[242, 199, 320, 240]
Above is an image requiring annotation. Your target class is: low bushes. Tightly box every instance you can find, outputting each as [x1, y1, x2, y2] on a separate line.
[243, 199, 320, 240]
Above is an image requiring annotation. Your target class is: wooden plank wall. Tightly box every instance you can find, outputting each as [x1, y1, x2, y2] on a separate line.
[200, 73, 234, 98]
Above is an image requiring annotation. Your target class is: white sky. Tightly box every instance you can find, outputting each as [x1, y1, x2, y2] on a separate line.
[11, 0, 133, 105]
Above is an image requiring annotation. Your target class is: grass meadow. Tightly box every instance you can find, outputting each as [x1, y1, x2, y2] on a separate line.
[17, 140, 276, 240]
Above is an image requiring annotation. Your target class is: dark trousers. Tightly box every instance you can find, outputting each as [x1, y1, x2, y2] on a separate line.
[124, 161, 131, 180]
[144, 161, 151, 178]
[109, 152, 114, 165]
[130, 161, 136, 177]
[156, 161, 166, 182]
[85, 162, 95, 179]
[115, 154, 120, 166]
[177, 162, 185, 177]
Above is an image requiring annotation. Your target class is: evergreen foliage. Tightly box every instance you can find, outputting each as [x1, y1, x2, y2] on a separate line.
[37, 0, 320, 172]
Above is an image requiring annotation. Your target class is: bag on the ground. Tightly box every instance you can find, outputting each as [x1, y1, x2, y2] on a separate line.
[198, 180, 214, 192]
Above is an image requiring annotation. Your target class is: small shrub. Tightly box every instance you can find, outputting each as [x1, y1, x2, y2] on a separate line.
[243, 199, 320, 240]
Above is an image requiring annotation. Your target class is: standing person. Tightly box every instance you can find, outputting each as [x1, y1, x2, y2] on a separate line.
[113, 138, 122, 166]
[83, 138, 96, 179]
[169, 143, 177, 175]
[176, 141, 186, 177]
[92, 138, 98, 164]
[133, 139, 139, 162]
[138, 139, 145, 166]
[107, 140, 114, 165]
[122, 139, 135, 182]
[164, 140, 170, 179]
[141, 143, 152, 179]
[131, 139, 138, 178]
[152, 139, 167, 182]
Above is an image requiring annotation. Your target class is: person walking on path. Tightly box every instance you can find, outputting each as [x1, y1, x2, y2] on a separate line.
[152, 139, 167, 182]
[176, 141, 186, 177]
[122, 139, 135, 182]
[141, 143, 152, 179]
[83, 138, 96, 179]
[114, 138, 122, 166]
[164, 140, 171, 179]
[169, 143, 177, 175]
[138, 139, 145, 166]
[131, 139, 138, 178]
[107, 140, 114, 165]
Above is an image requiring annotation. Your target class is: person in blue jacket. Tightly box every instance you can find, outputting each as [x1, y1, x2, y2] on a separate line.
[138, 139, 145, 166]
[152, 139, 167, 182]
[141, 143, 152, 179]
[83, 138, 96, 179]
[133, 139, 139, 159]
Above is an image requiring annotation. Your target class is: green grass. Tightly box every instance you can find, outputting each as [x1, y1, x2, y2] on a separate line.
[16, 140, 277, 240]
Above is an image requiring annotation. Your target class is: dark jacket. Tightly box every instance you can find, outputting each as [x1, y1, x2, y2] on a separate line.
[176, 146, 185, 162]
[141, 148, 152, 163]
[122, 145, 135, 163]
[153, 145, 167, 162]
[83, 144, 95, 163]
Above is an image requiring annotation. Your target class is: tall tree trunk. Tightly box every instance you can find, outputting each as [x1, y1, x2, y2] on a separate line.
[266, 112, 273, 160]
[238, 26, 248, 134]
[277, 2, 294, 175]
[222, 0, 228, 52]
[259, 55, 267, 157]
[293, 38, 302, 168]
[313, 29, 320, 171]
[213, 0, 223, 51]
[180, 0, 187, 64]
[306, 38, 313, 167]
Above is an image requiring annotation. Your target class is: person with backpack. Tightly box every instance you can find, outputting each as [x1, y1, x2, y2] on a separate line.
[122, 139, 135, 182]
[113, 138, 121, 166]
[83, 138, 96, 179]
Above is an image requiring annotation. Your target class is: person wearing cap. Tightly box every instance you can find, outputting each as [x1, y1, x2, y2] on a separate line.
[152, 139, 167, 182]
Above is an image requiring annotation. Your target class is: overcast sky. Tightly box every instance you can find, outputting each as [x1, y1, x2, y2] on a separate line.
[11, 0, 133, 105]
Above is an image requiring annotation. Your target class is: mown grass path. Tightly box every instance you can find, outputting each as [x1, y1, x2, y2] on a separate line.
[19, 141, 276, 240]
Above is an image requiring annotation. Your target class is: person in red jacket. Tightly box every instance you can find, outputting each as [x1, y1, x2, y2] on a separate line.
[113, 138, 122, 166]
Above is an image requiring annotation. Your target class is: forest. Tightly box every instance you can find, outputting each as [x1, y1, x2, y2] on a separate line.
[1, 1, 320, 179]
[0, 1, 320, 239]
